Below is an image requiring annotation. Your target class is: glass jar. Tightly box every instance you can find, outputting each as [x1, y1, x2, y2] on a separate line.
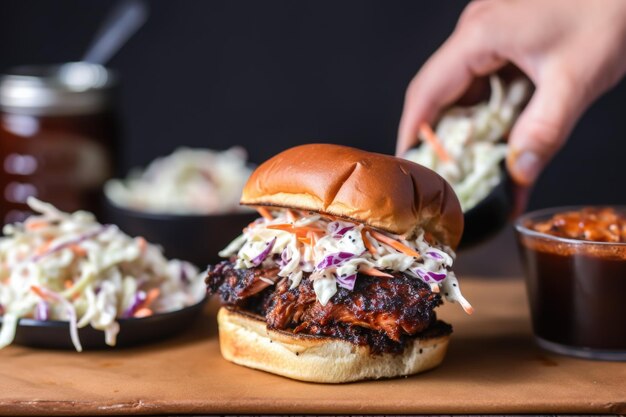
[516, 206, 626, 361]
[0, 62, 119, 224]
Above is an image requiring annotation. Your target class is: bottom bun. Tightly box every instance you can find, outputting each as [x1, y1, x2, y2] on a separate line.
[217, 306, 450, 383]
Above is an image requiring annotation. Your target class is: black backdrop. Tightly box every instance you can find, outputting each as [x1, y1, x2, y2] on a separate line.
[2, 0, 626, 212]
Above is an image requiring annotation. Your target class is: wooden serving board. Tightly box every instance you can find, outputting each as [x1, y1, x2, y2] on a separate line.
[1, 278, 624, 415]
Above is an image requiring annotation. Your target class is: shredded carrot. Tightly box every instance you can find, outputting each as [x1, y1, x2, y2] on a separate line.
[297, 237, 312, 246]
[257, 207, 274, 220]
[30, 285, 49, 300]
[64, 280, 81, 301]
[136, 236, 147, 252]
[361, 230, 377, 255]
[35, 240, 53, 256]
[359, 267, 393, 278]
[266, 224, 325, 237]
[69, 244, 87, 257]
[298, 226, 326, 233]
[140, 288, 160, 309]
[420, 122, 451, 163]
[133, 307, 153, 318]
[308, 230, 319, 246]
[368, 229, 421, 259]
[303, 230, 325, 240]
[266, 223, 292, 231]
[286, 209, 298, 223]
[0, 263, 9, 283]
[246, 217, 267, 230]
[25, 220, 48, 231]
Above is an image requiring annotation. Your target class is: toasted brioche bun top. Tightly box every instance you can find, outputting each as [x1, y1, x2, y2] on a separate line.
[241, 144, 463, 248]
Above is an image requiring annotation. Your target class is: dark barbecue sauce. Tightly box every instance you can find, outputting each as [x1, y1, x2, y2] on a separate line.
[522, 248, 626, 349]
[519, 207, 626, 350]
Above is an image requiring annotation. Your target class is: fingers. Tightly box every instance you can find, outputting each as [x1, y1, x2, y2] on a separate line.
[510, 183, 531, 218]
[396, 28, 506, 156]
[506, 69, 588, 186]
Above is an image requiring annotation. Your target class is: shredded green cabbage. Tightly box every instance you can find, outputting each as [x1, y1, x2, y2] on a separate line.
[220, 209, 472, 313]
[105, 147, 253, 215]
[0, 198, 205, 351]
[404, 76, 530, 211]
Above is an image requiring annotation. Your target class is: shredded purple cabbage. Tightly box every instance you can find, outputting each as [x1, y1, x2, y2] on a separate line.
[31, 225, 110, 262]
[278, 249, 291, 268]
[180, 264, 189, 284]
[123, 290, 147, 318]
[35, 300, 49, 321]
[426, 251, 444, 260]
[413, 267, 428, 281]
[428, 271, 447, 282]
[328, 222, 354, 237]
[177, 262, 196, 284]
[412, 267, 447, 283]
[335, 226, 354, 236]
[336, 273, 357, 290]
[251, 237, 277, 266]
[316, 251, 355, 270]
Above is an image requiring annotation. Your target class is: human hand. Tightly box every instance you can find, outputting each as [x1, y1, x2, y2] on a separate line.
[397, 0, 626, 195]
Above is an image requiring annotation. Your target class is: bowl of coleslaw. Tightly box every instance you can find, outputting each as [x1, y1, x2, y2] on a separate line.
[404, 76, 530, 248]
[103, 147, 258, 267]
[0, 198, 207, 351]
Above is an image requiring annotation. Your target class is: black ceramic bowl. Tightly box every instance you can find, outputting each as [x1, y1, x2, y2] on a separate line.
[458, 166, 514, 249]
[103, 199, 258, 268]
[406, 145, 514, 249]
[0, 299, 206, 350]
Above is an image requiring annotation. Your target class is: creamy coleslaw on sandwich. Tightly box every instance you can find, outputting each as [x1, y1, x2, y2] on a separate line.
[219, 208, 472, 313]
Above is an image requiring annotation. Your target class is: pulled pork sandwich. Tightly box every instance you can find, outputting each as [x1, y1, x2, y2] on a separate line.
[206, 144, 472, 383]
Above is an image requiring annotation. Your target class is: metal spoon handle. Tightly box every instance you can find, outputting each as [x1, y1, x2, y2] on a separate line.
[82, 0, 149, 64]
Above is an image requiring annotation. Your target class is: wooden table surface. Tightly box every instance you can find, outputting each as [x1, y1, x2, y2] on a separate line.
[1, 277, 625, 415]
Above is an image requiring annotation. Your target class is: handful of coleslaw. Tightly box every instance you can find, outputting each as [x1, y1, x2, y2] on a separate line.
[0, 198, 205, 351]
[404, 76, 530, 211]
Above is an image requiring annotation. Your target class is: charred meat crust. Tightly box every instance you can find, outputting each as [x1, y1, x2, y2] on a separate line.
[292, 319, 452, 355]
[205, 261, 451, 354]
[266, 271, 441, 341]
[205, 261, 280, 315]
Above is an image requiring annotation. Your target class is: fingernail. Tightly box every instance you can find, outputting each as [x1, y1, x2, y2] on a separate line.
[511, 151, 541, 185]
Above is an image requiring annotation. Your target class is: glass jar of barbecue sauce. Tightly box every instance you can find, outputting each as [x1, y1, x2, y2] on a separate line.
[0, 62, 119, 224]
[516, 207, 626, 361]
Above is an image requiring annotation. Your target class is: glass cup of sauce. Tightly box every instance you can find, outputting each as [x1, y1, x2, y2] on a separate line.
[516, 207, 626, 361]
[0, 62, 119, 224]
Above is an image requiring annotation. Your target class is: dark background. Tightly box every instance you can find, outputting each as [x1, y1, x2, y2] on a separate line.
[2, 0, 625, 274]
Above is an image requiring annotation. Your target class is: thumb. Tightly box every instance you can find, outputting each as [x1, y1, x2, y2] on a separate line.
[506, 74, 587, 186]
